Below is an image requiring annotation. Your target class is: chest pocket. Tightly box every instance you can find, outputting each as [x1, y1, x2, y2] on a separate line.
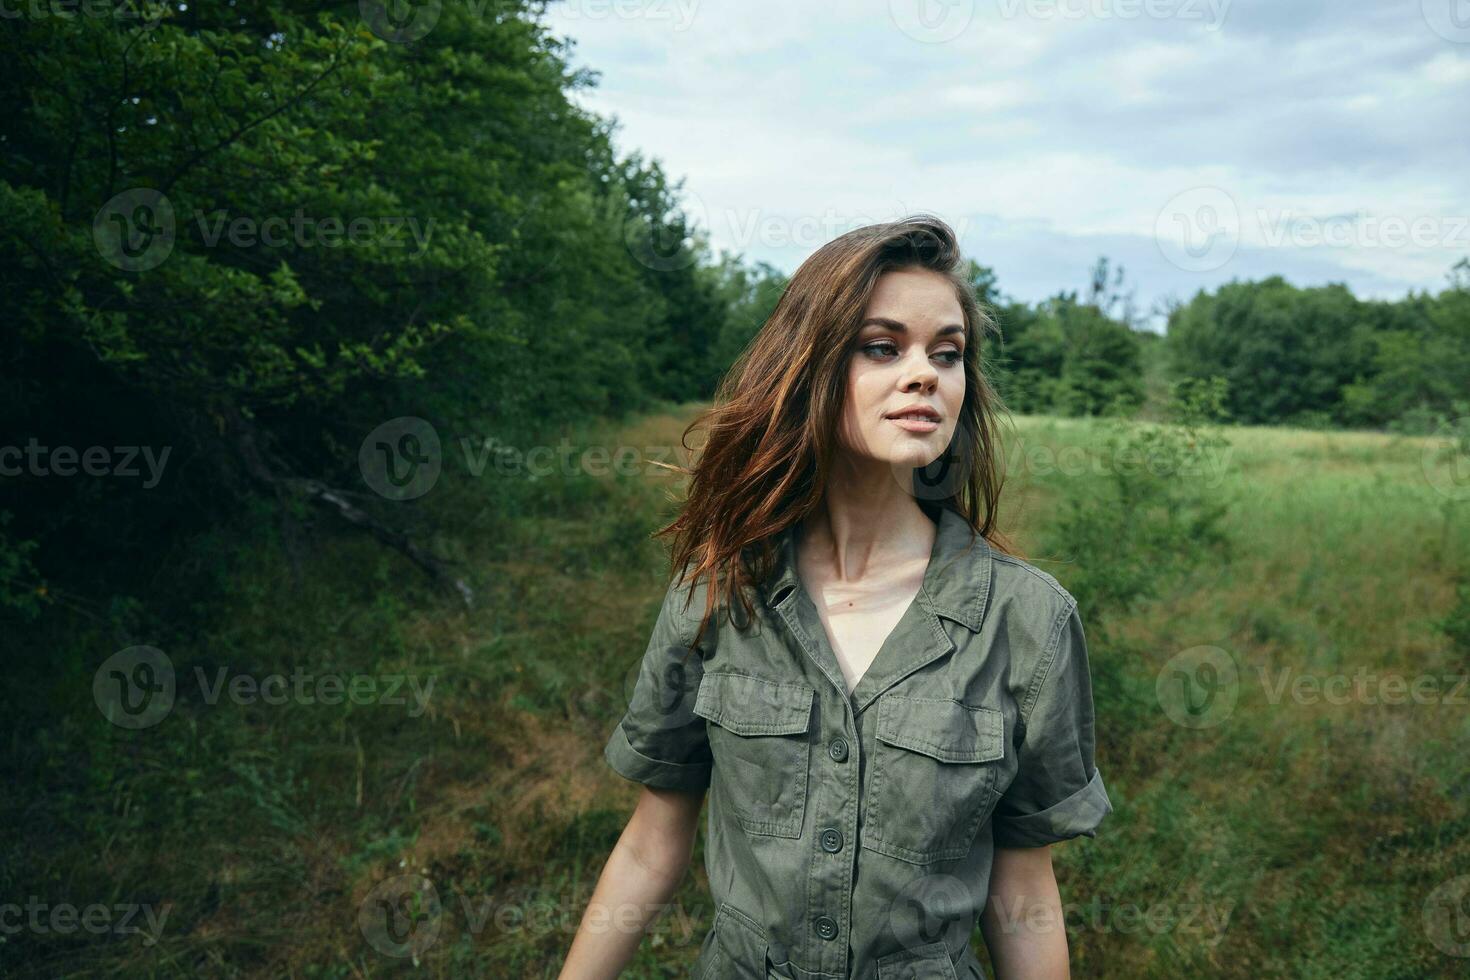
[693, 673, 814, 839]
[863, 694, 1005, 865]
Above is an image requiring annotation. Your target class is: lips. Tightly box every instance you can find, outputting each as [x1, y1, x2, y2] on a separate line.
[886, 409, 942, 434]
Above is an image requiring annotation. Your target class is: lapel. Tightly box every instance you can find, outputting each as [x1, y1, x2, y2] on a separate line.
[762, 506, 994, 714]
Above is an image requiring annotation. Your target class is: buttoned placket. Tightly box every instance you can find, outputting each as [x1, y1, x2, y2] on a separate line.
[761, 509, 987, 977]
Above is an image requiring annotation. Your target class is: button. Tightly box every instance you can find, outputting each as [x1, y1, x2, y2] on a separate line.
[828, 737, 849, 762]
[820, 828, 843, 852]
[814, 915, 838, 941]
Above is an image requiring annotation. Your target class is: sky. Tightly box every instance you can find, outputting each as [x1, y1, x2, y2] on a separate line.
[539, 0, 1470, 332]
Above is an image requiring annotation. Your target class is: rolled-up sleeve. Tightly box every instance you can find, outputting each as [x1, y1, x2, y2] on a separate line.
[603, 577, 713, 791]
[992, 598, 1113, 848]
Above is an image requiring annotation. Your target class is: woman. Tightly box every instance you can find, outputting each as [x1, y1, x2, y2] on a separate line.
[560, 215, 1112, 980]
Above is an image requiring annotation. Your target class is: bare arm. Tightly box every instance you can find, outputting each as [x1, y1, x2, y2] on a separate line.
[558, 784, 705, 980]
[979, 844, 1071, 980]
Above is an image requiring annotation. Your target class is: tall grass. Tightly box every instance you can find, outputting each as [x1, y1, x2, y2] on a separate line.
[3, 397, 1467, 978]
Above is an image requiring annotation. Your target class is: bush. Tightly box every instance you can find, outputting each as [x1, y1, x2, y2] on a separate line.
[1043, 376, 1234, 624]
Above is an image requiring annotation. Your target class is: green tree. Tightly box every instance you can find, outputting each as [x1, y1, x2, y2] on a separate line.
[1341, 262, 1470, 428]
[1165, 277, 1375, 426]
[706, 254, 788, 386]
[0, 1, 729, 614]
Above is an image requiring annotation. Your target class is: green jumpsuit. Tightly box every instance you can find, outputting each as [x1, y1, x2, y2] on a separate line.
[604, 505, 1113, 979]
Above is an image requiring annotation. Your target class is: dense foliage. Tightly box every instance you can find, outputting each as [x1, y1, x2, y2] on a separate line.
[1, 1, 1465, 632]
[1165, 263, 1470, 430]
[0, 1, 752, 619]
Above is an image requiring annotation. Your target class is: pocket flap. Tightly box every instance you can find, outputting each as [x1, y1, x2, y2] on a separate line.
[876, 939, 960, 979]
[875, 695, 1004, 763]
[693, 673, 814, 737]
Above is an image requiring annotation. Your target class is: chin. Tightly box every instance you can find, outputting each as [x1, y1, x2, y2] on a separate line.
[879, 442, 943, 470]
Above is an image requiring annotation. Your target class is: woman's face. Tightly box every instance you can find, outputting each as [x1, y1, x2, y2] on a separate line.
[839, 266, 967, 475]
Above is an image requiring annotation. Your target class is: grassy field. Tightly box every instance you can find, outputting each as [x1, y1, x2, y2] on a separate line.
[4, 404, 1468, 978]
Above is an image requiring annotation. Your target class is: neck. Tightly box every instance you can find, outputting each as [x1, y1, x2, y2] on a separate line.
[800, 480, 936, 585]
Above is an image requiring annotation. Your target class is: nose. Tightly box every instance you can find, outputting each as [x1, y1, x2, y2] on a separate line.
[901, 349, 939, 391]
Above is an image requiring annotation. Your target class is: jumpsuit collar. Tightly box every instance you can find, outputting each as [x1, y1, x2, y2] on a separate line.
[759, 505, 994, 712]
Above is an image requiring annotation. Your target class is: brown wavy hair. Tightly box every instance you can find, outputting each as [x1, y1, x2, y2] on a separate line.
[654, 213, 1019, 655]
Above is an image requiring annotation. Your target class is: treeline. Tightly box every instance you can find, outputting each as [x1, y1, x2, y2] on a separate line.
[1166, 266, 1470, 430]
[2, 1, 1466, 631]
[0, 1, 771, 625]
[979, 255, 1470, 431]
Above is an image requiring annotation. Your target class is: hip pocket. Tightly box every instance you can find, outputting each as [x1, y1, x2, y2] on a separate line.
[863, 695, 1005, 865]
[875, 939, 962, 979]
[695, 902, 772, 980]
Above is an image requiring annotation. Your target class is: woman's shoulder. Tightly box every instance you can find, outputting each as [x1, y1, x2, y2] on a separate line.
[657, 564, 735, 650]
[985, 548, 1079, 620]
[980, 552, 1088, 688]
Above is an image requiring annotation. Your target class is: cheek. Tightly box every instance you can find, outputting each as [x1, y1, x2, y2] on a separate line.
[942, 372, 966, 433]
[845, 363, 888, 416]
[944, 368, 966, 410]
[839, 365, 889, 448]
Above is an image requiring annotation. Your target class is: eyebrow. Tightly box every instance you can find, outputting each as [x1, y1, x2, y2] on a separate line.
[860, 317, 966, 337]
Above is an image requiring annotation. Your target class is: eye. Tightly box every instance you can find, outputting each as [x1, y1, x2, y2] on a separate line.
[860, 340, 964, 364]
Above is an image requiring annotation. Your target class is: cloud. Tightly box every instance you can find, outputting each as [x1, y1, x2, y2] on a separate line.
[543, 0, 1470, 326]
